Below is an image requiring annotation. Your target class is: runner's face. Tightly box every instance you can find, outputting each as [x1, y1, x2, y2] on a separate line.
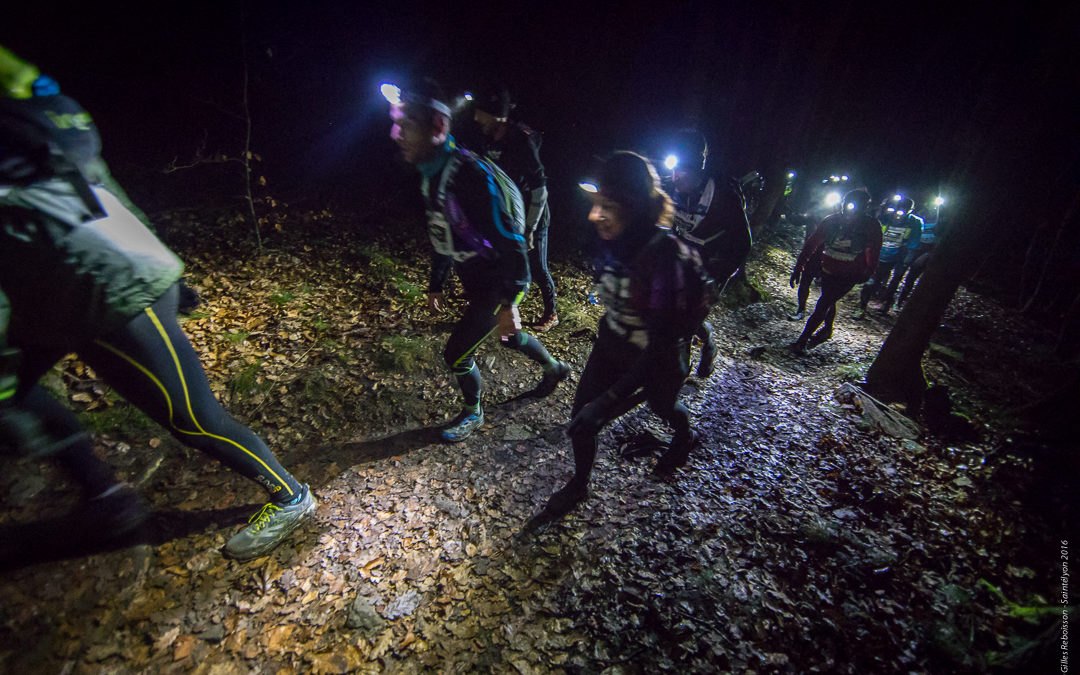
[589, 194, 626, 240]
[389, 104, 437, 164]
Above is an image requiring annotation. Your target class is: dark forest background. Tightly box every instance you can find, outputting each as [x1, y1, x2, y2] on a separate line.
[4, 1, 1079, 325]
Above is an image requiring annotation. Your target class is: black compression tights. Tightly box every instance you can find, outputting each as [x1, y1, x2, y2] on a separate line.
[566, 331, 690, 489]
[443, 298, 555, 408]
[16, 284, 301, 501]
[796, 274, 859, 344]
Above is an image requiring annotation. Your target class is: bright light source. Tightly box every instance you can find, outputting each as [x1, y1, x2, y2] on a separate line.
[841, 175, 849, 181]
[380, 83, 401, 105]
[892, 194, 902, 201]
[825, 192, 842, 208]
[830, 175, 840, 182]
[579, 181, 598, 193]
[463, 92, 473, 101]
[664, 155, 678, 171]
[787, 171, 796, 179]
[934, 196, 945, 206]
[897, 210, 906, 216]
[846, 203, 855, 210]
[886, 207, 895, 213]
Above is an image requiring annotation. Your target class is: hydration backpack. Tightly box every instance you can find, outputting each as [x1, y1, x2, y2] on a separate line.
[672, 176, 753, 286]
[823, 217, 872, 262]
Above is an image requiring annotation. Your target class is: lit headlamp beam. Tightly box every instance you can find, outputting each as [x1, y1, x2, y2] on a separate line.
[664, 155, 678, 171]
[378, 82, 452, 116]
[579, 181, 598, 193]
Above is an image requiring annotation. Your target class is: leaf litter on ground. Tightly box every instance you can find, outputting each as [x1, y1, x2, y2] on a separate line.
[0, 207, 1073, 673]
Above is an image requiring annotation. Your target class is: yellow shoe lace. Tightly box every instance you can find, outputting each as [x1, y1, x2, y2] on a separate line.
[247, 503, 281, 532]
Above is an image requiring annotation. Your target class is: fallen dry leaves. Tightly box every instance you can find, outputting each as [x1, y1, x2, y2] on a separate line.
[0, 208, 1072, 673]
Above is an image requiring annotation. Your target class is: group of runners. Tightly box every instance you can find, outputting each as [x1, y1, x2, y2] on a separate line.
[1, 45, 933, 562]
[788, 189, 940, 353]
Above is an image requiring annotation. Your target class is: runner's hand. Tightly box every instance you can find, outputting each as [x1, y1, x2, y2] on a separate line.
[789, 270, 801, 288]
[496, 305, 521, 342]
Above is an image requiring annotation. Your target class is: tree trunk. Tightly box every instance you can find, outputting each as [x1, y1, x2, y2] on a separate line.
[863, 215, 980, 408]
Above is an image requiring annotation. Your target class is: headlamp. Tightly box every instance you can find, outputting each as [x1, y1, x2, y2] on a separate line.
[463, 92, 473, 101]
[379, 82, 452, 117]
[579, 181, 599, 194]
[664, 155, 678, 171]
[892, 194, 903, 202]
[934, 196, 945, 207]
[825, 192, 842, 208]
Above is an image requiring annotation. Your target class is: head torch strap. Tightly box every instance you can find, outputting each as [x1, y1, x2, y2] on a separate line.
[402, 91, 451, 117]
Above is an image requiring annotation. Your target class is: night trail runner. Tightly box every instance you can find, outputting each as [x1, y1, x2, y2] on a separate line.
[790, 189, 883, 353]
[469, 84, 559, 331]
[382, 78, 569, 443]
[0, 45, 315, 561]
[661, 129, 753, 377]
[855, 194, 921, 318]
[894, 202, 942, 310]
[526, 151, 709, 528]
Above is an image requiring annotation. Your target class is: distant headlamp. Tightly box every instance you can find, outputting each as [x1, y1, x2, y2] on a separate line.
[379, 82, 452, 116]
[664, 155, 678, 171]
[934, 196, 945, 207]
[892, 194, 903, 202]
[463, 92, 473, 101]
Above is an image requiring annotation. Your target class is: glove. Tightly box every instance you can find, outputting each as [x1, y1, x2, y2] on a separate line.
[568, 390, 619, 436]
[789, 269, 801, 289]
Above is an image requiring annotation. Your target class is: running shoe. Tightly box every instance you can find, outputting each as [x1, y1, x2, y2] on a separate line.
[225, 484, 317, 561]
[535, 312, 559, 332]
[441, 408, 484, 442]
[533, 360, 571, 397]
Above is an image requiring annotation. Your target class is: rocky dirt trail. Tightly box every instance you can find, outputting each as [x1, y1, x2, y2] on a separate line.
[0, 212, 1072, 673]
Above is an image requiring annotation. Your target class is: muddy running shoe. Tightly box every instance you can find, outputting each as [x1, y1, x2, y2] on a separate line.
[524, 481, 588, 531]
[441, 407, 484, 442]
[787, 310, 805, 321]
[652, 429, 700, 480]
[535, 312, 559, 332]
[851, 308, 867, 320]
[696, 335, 718, 378]
[533, 360, 571, 397]
[225, 484, 317, 561]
